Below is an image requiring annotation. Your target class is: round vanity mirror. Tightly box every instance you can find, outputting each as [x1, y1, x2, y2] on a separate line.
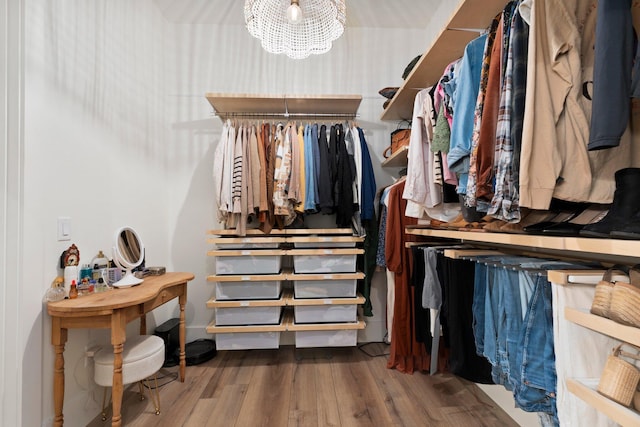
[112, 226, 145, 288]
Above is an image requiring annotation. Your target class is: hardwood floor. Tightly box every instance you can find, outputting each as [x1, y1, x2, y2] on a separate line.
[87, 344, 520, 427]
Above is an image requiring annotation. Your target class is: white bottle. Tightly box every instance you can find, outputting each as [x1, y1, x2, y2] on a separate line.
[63, 265, 78, 298]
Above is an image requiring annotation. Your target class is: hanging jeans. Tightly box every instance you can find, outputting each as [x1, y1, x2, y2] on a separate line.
[476, 256, 535, 387]
[497, 267, 522, 390]
[472, 262, 487, 356]
[513, 272, 558, 425]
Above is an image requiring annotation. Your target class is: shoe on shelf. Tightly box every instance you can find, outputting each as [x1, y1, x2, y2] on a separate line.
[443, 213, 467, 229]
[581, 168, 640, 238]
[523, 211, 580, 234]
[499, 209, 552, 234]
[522, 200, 590, 234]
[609, 212, 640, 239]
[542, 205, 610, 236]
[483, 219, 508, 232]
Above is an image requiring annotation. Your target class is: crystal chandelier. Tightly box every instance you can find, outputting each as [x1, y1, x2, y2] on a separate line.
[244, 0, 346, 60]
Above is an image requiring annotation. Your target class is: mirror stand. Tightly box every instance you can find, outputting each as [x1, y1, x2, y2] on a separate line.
[112, 226, 145, 288]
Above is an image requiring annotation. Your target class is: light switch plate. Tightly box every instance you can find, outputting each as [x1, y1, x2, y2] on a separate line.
[57, 217, 71, 241]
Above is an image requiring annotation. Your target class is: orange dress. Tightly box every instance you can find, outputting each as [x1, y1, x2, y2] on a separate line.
[385, 180, 430, 373]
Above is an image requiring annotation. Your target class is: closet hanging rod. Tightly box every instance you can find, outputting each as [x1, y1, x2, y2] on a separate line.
[214, 112, 359, 119]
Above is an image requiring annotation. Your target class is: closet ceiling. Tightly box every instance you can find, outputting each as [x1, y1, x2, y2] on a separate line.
[154, 0, 437, 29]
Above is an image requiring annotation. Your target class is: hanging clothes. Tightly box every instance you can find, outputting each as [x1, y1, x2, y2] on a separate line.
[295, 125, 306, 214]
[259, 123, 276, 233]
[317, 124, 334, 214]
[357, 126, 378, 317]
[212, 119, 376, 234]
[303, 124, 317, 212]
[465, 16, 500, 212]
[489, 4, 529, 223]
[385, 179, 430, 374]
[474, 4, 516, 210]
[518, 0, 635, 209]
[403, 88, 439, 217]
[447, 33, 489, 198]
[213, 119, 233, 224]
[273, 124, 296, 226]
[248, 125, 261, 214]
[436, 253, 493, 383]
[256, 124, 268, 215]
[357, 127, 377, 222]
[588, 0, 634, 151]
[335, 123, 356, 228]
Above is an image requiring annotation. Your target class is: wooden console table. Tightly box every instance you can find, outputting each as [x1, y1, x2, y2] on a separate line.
[47, 272, 195, 427]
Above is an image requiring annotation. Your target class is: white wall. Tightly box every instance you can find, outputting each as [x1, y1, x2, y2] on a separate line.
[18, 2, 435, 426]
[1, 0, 25, 426]
[24, 1, 169, 425]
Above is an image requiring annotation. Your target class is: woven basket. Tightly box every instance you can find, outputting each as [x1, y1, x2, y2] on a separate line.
[590, 268, 628, 319]
[598, 344, 640, 407]
[591, 280, 615, 318]
[609, 281, 640, 327]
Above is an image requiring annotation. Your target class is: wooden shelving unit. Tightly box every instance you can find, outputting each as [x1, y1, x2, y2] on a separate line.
[206, 229, 367, 349]
[380, 0, 509, 121]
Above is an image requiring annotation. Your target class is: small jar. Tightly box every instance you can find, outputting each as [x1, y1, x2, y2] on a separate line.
[95, 277, 108, 292]
[69, 281, 78, 299]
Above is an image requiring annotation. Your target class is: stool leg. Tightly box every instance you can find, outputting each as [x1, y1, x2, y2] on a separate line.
[101, 387, 110, 422]
[137, 381, 146, 401]
[145, 374, 161, 415]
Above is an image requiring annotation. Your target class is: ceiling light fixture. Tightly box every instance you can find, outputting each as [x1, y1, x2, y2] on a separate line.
[286, 0, 303, 24]
[244, 0, 346, 60]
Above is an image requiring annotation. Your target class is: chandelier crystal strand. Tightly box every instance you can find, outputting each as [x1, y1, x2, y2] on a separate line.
[244, 0, 346, 59]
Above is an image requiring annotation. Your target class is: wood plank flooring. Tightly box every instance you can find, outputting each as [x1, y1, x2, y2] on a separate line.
[87, 344, 520, 427]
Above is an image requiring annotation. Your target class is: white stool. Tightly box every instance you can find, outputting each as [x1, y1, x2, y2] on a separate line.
[94, 335, 165, 421]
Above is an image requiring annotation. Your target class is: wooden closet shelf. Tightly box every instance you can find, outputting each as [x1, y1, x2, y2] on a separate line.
[443, 249, 504, 259]
[207, 237, 287, 245]
[207, 249, 286, 257]
[207, 228, 355, 236]
[206, 292, 289, 308]
[288, 271, 365, 281]
[286, 293, 366, 306]
[206, 93, 362, 120]
[207, 273, 287, 282]
[286, 236, 364, 243]
[207, 271, 365, 282]
[548, 270, 629, 287]
[564, 307, 640, 348]
[380, 0, 509, 121]
[286, 316, 367, 332]
[566, 378, 640, 427]
[206, 319, 288, 334]
[405, 228, 640, 261]
[287, 248, 364, 256]
[381, 145, 408, 168]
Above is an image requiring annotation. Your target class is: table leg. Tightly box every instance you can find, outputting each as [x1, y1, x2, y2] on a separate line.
[139, 312, 146, 335]
[52, 318, 67, 427]
[111, 313, 126, 427]
[179, 287, 186, 382]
